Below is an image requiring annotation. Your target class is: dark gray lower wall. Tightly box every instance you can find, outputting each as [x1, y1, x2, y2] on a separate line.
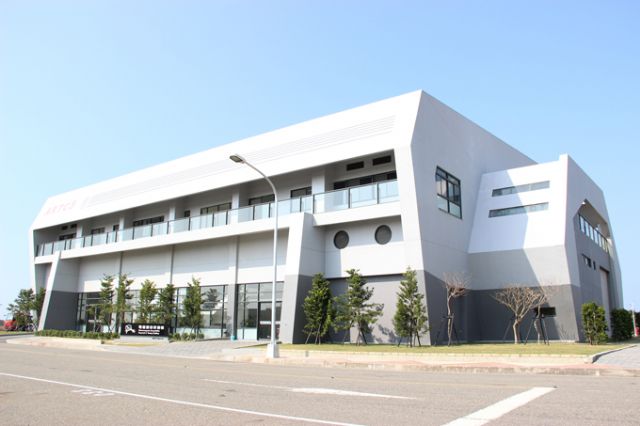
[283, 274, 315, 344]
[328, 274, 404, 344]
[466, 284, 580, 342]
[291, 274, 582, 344]
[43, 291, 78, 330]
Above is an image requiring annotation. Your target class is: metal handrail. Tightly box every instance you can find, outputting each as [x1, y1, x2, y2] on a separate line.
[36, 180, 399, 256]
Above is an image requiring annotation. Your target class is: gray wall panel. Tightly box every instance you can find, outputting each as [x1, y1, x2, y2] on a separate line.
[43, 290, 78, 330]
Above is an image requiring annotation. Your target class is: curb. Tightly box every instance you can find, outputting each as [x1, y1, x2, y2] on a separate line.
[588, 344, 637, 363]
[214, 354, 640, 377]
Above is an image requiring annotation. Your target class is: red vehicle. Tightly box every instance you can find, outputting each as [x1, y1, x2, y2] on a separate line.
[3, 319, 17, 331]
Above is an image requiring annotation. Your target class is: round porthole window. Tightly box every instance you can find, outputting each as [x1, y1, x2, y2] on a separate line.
[333, 230, 349, 249]
[375, 225, 392, 245]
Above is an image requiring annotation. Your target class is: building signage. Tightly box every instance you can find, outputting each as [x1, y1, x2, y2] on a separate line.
[121, 323, 168, 337]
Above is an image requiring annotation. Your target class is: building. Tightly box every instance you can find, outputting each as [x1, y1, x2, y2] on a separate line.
[30, 90, 623, 343]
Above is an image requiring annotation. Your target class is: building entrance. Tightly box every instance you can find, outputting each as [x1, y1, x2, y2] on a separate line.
[236, 282, 283, 340]
[258, 301, 282, 340]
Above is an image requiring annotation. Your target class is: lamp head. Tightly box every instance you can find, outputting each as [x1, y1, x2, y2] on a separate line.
[229, 154, 245, 164]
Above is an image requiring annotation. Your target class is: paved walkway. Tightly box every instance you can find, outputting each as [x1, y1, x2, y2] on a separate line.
[595, 344, 640, 369]
[102, 339, 262, 359]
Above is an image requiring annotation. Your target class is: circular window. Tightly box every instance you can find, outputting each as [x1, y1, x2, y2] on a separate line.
[333, 231, 349, 249]
[375, 225, 392, 245]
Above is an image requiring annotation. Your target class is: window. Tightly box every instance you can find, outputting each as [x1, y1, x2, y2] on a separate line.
[333, 171, 397, 190]
[58, 233, 76, 241]
[582, 254, 592, 268]
[183, 210, 191, 218]
[372, 155, 392, 166]
[112, 224, 119, 232]
[249, 195, 274, 205]
[346, 161, 364, 171]
[489, 202, 549, 217]
[200, 202, 231, 215]
[290, 187, 312, 198]
[436, 167, 462, 218]
[133, 216, 164, 227]
[578, 215, 609, 253]
[492, 181, 550, 197]
[333, 231, 349, 249]
[374, 225, 392, 245]
[90, 227, 105, 235]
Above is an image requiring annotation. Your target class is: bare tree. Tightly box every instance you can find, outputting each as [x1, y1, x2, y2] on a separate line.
[493, 285, 550, 344]
[442, 272, 469, 346]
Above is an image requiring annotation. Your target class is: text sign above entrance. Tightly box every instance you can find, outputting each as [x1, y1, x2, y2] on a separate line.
[121, 323, 168, 337]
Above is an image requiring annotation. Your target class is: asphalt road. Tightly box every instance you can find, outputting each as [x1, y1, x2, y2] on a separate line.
[0, 341, 638, 425]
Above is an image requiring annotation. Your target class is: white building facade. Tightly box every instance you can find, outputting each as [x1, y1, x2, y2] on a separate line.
[30, 91, 623, 343]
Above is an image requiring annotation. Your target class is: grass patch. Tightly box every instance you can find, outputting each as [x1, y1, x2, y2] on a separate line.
[280, 342, 632, 356]
[0, 331, 32, 336]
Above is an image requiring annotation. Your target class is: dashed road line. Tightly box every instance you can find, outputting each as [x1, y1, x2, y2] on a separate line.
[202, 378, 417, 400]
[442, 386, 555, 426]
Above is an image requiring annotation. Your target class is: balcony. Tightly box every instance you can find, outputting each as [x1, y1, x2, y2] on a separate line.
[36, 180, 399, 257]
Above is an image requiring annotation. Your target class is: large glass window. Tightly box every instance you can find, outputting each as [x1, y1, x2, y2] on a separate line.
[249, 194, 275, 205]
[436, 167, 462, 218]
[200, 202, 231, 215]
[76, 292, 105, 332]
[175, 284, 228, 339]
[236, 282, 283, 340]
[333, 171, 397, 190]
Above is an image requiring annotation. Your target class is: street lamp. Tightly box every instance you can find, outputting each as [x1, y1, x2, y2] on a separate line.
[230, 154, 279, 358]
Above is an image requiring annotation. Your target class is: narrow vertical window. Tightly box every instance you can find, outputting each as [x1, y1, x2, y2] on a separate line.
[435, 167, 462, 218]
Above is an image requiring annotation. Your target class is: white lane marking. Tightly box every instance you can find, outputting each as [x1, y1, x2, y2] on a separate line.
[202, 378, 416, 400]
[71, 389, 115, 397]
[442, 386, 555, 426]
[0, 372, 363, 426]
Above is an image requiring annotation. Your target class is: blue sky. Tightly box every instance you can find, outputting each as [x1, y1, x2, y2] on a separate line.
[1, 1, 638, 315]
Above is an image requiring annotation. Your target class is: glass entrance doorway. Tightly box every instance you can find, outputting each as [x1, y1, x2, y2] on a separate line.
[258, 301, 282, 340]
[236, 282, 283, 340]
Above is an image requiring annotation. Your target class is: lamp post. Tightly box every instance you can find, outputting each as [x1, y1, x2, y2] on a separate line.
[230, 154, 279, 358]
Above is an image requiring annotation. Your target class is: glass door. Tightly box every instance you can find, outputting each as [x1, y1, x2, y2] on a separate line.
[258, 302, 281, 340]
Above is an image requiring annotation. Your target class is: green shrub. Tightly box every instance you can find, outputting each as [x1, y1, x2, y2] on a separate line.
[35, 329, 119, 340]
[582, 302, 608, 345]
[610, 309, 633, 341]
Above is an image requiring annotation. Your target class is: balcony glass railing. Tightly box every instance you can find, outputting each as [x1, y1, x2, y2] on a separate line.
[36, 180, 399, 257]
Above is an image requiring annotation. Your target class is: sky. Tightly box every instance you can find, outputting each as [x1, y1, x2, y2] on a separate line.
[1, 1, 638, 316]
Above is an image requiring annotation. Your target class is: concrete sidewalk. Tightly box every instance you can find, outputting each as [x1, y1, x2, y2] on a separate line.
[7, 336, 639, 376]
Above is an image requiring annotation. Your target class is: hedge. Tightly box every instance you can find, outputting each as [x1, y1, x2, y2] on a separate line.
[35, 330, 119, 340]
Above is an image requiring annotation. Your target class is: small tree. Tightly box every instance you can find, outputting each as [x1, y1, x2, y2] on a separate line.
[137, 279, 158, 324]
[7, 289, 36, 330]
[493, 285, 549, 344]
[582, 302, 608, 344]
[181, 277, 203, 337]
[393, 268, 429, 347]
[302, 273, 334, 344]
[442, 272, 469, 346]
[154, 284, 177, 330]
[610, 309, 633, 341]
[114, 274, 134, 332]
[334, 269, 383, 345]
[98, 275, 115, 332]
